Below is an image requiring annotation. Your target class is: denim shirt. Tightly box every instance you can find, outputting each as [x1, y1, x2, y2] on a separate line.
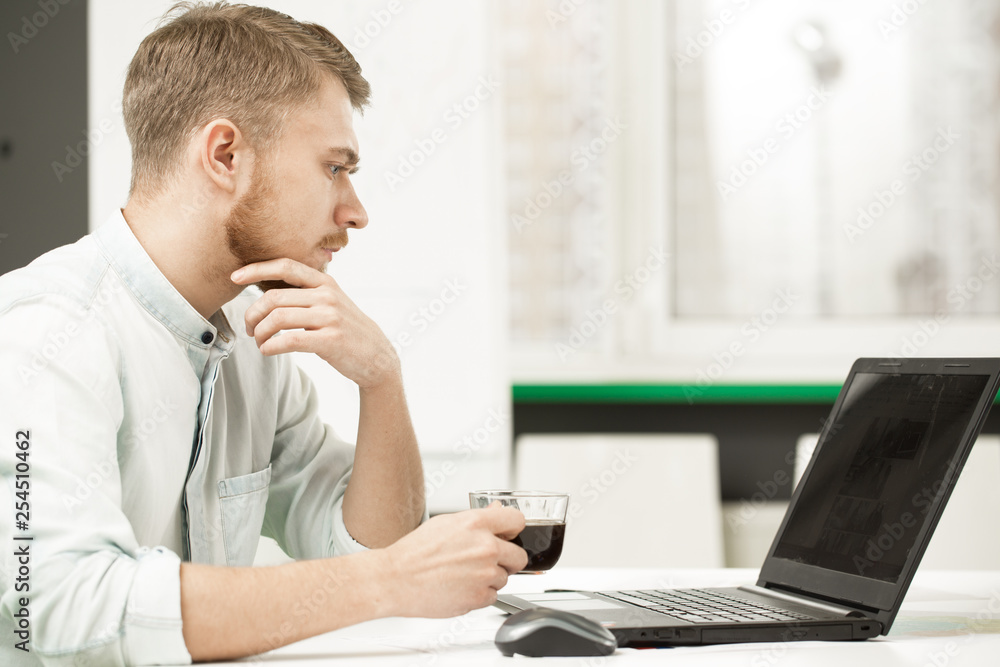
[0, 211, 368, 666]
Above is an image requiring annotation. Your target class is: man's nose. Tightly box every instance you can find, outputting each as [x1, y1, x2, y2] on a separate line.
[337, 182, 368, 229]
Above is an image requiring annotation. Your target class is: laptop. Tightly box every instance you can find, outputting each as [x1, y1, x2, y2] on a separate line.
[496, 357, 1000, 647]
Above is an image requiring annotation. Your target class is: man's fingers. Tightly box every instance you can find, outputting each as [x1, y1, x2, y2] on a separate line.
[490, 564, 512, 591]
[231, 257, 329, 289]
[244, 287, 321, 335]
[479, 503, 526, 541]
[252, 307, 335, 348]
[258, 329, 315, 357]
[497, 539, 529, 575]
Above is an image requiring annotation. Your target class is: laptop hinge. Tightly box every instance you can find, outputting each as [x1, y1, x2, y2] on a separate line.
[739, 585, 874, 618]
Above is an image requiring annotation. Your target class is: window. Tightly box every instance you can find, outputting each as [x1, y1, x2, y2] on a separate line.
[506, 0, 1000, 381]
[673, 0, 1000, 318]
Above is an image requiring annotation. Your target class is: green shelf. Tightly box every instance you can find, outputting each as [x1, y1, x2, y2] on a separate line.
[512, 384, 843, 404]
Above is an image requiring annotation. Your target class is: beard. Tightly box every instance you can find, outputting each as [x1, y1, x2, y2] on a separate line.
[225, 164, 348, 292]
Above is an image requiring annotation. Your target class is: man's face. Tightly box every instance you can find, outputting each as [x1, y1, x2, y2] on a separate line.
[225, 75, 367, 291]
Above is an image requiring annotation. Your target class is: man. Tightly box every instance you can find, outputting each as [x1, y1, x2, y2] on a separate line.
[0, 3, 527, 665]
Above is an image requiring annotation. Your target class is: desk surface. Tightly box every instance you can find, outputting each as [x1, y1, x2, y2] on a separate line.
[211, 568, 1000, 665]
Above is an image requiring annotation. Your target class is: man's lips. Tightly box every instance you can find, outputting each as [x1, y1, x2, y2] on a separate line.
[320, 245, 344, 263]
[320, 234, 348, 263]
[321, 235, 348, 253]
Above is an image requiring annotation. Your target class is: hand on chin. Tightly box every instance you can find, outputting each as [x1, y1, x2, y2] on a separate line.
[230, 257, 399, 388]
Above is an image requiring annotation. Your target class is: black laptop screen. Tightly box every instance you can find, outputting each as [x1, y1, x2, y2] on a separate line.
[772, 371, 990, 583]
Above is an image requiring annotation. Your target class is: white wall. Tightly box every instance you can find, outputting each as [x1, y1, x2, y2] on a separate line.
[89, 0, 510, 513]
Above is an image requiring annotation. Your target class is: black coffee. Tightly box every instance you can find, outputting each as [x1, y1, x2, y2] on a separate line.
[512, 520, 566, 572]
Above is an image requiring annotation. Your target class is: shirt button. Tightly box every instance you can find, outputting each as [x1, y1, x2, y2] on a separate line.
[201, 331, 214, 345]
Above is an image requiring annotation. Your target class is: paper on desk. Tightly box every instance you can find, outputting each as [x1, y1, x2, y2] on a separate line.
[890, 613, 1000, 638]
[334, 607, 508, 653]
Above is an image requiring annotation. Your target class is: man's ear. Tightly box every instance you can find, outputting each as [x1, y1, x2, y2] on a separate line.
[198, 119, 247, 195]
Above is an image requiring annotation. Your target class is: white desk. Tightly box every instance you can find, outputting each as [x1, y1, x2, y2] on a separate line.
[212, 568, 1000, 665]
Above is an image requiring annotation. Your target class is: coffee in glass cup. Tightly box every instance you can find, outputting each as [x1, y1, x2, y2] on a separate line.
[469, 490, 569, 572]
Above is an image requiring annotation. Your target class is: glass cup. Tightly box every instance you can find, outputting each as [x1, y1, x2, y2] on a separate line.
[469, 490, 569, 572]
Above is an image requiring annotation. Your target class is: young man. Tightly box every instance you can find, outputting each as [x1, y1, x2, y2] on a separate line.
[0, 3, 526, 665]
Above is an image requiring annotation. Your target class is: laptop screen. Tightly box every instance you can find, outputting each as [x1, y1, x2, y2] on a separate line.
[771, 370, 990, 583]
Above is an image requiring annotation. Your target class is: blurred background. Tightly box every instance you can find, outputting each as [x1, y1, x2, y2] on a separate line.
[4, 0, 1000, 570]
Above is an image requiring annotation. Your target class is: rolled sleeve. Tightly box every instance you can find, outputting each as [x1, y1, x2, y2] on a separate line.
[0, 547, 191, 667]
[329, 482, 431, 556]
[329, 494, 369, 557]
[0, 297, 190, 666]
[122, 548, 191, 666]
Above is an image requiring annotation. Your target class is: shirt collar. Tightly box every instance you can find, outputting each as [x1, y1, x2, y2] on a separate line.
[93, 209, 236, 351]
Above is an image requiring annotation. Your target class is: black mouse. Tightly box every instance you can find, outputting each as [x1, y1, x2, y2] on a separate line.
[495, 607, 618, 657]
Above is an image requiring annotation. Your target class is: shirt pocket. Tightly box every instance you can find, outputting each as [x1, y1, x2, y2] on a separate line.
[218, 465, 272, 567]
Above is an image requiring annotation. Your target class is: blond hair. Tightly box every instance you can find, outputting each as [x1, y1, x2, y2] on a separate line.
[123, 2, 370, 199]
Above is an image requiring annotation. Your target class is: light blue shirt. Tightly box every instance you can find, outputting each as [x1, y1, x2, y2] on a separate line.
[0, 211, 369, 665]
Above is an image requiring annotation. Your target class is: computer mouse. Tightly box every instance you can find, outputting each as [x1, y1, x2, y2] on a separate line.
[495, 607, 618, 657]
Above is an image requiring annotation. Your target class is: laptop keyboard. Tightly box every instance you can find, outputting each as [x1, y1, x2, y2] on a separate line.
[602, 588, 815, 624]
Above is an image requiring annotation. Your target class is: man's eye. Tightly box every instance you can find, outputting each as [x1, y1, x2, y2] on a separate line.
[328, 165, 342, 177]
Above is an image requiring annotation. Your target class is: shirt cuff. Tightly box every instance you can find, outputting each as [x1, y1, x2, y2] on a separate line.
[122, 547, 192, 666]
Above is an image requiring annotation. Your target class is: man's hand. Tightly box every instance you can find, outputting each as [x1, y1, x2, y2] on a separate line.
[231, 258, 399, 388]
[234, 257, 423, 546]
[377, 503, 529, 618]
[180, 504, 526, 661]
